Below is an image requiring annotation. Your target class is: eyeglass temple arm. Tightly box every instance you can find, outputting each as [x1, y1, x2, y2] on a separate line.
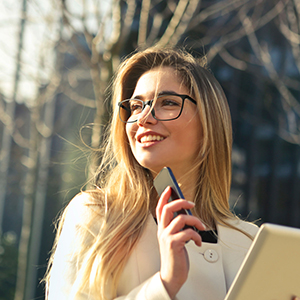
[120, 103, 131, 112]
[186, 96, 197, 105]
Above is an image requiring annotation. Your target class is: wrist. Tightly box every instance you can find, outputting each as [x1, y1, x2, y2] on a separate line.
[159, 273, 178, 300]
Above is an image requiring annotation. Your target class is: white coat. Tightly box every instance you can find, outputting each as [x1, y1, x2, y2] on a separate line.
[48, 194, 258, 300]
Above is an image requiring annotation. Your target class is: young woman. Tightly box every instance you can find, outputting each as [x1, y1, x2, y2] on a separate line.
[45, 47, 259, 300]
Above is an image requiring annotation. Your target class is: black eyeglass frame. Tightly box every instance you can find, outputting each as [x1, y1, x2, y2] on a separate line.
[118, 93, 197, 123]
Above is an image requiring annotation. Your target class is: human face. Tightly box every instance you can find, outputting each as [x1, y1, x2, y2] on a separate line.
[125, 67, 202, 177]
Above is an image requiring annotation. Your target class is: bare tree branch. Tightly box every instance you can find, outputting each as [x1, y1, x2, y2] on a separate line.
[61, 84, 96, 108]
[188, 0, 250, 31]
[240, 8, 300, 139]
[138, 0, 151, 47]
[146, 12, 164, 46]
[206, 0, 287, 62]
[279, 18, 300, 44]
[118, 0, 136, 50]
[168, 0, 199, 46]
[219, 48, 248, 70]
[278, 0, 300, 75]
[157, 0, 190, 47]
[103, 0, 122, 54]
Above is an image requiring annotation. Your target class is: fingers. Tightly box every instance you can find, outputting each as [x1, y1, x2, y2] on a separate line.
[156, 186, 195, 226]
[156, 188, 205, 228]
[169, 214, 206, 234]
[172, 226, 203, 247]
[156, 186, 195, 228]
[160, 200, 197, 229]
[156, 186, 172, 225]
[156, 187, 206, 246]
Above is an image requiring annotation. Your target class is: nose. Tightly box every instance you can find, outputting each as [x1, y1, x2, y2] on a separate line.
[137, 105, 157, 126]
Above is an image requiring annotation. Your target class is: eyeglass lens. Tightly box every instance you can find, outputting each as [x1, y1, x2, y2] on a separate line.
[119, 95, 183, 123]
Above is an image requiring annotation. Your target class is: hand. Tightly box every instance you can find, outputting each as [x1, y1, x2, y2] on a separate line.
[156, 187, 206, 299]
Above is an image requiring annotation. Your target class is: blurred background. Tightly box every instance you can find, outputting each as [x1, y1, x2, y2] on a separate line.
[0, 0, 299, 299]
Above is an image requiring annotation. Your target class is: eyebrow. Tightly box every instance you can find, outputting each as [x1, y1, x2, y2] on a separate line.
[132, 90, 179, 100]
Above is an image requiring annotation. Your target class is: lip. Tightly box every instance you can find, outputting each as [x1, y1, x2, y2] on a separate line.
[136, 131, 166, 145]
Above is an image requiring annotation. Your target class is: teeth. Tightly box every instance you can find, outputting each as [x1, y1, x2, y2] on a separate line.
[140, 135, 164, 143]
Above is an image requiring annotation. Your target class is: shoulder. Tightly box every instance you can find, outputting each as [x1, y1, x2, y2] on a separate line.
[227, 218, 259, 238]
[217, 218, 259, 257]
[217, 218, 259, 260]
[60, 190, 105, 242]
[64, 191, 102, 220]
[67, 189, 107, 217]
[217, 218, 259, 246]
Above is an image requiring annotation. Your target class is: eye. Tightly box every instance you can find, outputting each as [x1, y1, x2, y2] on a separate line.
[129, 100, 143, 113]
[162, 99, 180, 106]
[159, 96, 181, 108]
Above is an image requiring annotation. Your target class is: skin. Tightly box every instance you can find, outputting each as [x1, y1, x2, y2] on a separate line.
[125, 67, 202, 179]
[125, 67, 206, 298]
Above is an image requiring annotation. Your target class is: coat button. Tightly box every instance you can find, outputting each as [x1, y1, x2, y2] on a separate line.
[204, 249, 219, 263]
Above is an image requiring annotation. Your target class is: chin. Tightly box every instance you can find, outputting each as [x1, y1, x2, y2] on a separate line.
[138, 160, 165, 176]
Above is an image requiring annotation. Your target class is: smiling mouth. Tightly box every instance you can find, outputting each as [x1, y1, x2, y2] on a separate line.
[140, 135, 165, 143]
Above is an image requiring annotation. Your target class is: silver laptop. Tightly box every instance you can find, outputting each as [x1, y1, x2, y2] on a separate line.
[225, 223, 300, 300]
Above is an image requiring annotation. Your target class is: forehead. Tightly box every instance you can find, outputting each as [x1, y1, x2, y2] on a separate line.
[132, 67, 188, 97]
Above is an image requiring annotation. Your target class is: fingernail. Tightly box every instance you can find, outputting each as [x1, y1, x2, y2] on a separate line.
[187, 201, 195, 206]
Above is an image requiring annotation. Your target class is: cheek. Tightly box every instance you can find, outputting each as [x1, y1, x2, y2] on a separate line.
[125, 123, 136, 146]
[179, 116, 202, 150]
[179, 111, 201, 134]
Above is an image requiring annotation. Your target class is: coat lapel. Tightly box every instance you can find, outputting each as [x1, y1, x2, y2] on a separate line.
[117, 215, 257, 299]
[117, 215, 160, 295]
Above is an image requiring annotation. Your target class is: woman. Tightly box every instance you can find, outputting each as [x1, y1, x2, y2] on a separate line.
[45, 47, 259, 300]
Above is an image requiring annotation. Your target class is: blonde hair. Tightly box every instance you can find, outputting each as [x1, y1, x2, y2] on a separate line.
[45, 47, 245, 299]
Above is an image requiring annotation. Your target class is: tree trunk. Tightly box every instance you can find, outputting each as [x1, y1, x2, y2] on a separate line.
[0, 0, 27, 239]
[24, 83, 58, 300]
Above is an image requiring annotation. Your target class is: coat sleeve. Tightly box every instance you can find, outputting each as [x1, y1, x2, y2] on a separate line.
[114, 273, 171, 300]
[47, 194, 94, 300]
[47, 193, 170, 300]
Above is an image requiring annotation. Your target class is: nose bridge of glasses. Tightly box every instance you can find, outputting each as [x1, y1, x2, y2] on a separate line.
[141, 98, 155, 115]
[144, 99, 154, 109]
[136, 100, 156, 123]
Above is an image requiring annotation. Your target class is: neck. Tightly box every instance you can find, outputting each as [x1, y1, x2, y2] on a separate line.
[175, 168, 199, 202]
[150, 166, 199, 215]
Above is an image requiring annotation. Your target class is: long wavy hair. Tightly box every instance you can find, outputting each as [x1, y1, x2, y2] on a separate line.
[45, 47, 243, 299]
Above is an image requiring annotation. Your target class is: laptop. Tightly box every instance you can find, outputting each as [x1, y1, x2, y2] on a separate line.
[225, 223, 300, 300]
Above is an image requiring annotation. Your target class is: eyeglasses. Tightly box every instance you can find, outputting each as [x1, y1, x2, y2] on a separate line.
[118, 93, 197, 123]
